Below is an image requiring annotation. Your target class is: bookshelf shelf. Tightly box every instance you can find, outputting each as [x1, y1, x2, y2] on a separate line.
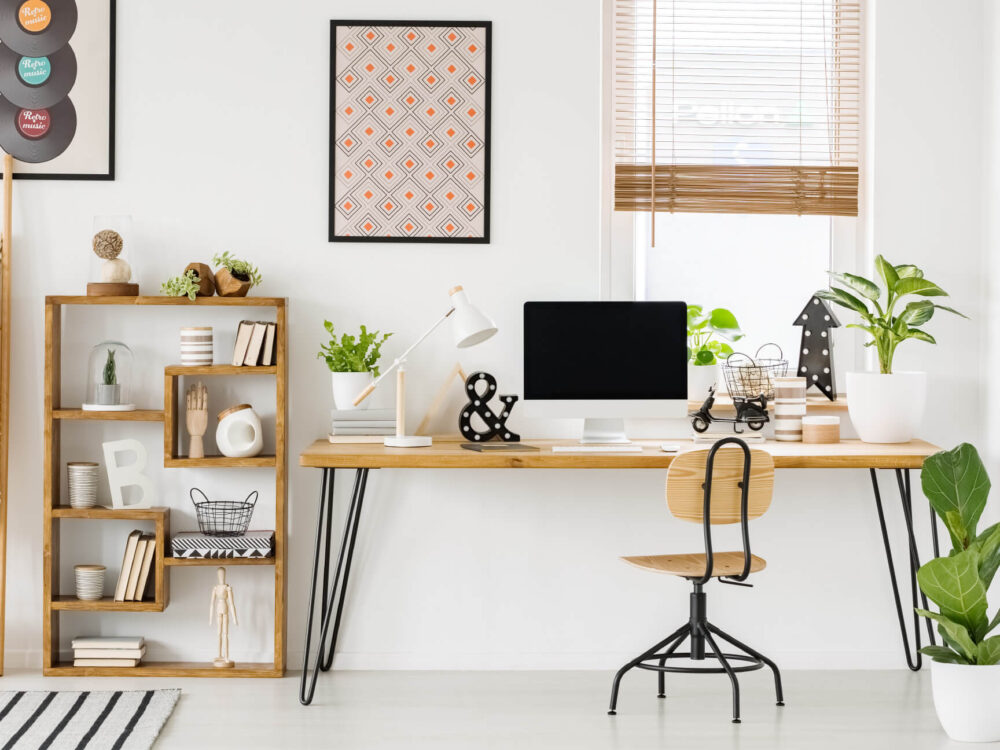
[164, 556, 274, 567]
[43, 295, 287, 678]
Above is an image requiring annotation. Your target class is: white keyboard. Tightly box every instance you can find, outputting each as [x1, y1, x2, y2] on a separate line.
[551, 445, 644, 453]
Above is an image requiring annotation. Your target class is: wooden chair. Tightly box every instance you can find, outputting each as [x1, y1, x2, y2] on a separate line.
[607, 437, 784, 723]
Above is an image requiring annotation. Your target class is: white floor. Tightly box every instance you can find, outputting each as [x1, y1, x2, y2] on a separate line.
[0, 668, 979, 749]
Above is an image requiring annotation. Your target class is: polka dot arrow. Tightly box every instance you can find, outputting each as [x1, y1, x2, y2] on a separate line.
[793, 295, 841, 401]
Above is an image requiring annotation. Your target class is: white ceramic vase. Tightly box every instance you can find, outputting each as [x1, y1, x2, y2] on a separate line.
[687, 363, 718, 401]
[216, 405, 263, 458]
[931, 661, 1000, 742]
[332, 372, 374, 411]
[846, 371, 926, 443]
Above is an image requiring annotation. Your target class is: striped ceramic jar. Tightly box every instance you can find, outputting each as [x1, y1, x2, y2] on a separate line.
[180, 327, 213, 366]
[773, 376, 807, 442]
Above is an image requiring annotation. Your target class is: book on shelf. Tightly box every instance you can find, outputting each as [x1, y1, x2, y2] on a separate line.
[124, 535, 148, 600]
[331, 408, 395, 421]
[170, 530, 275, 560]
[329, 427, 396, 436]
[261, 322, 277, 366]
[73, 658, 141, 667]
[72, 636, 144, 650]
[232, 320, 278, 367]
[243, 322, 268, 366]
[331, 420, 397, 429]
[135, 536, 156, 601]
[113, 530, 143, 602]
[74, 646, 146, 659]
[71, 635, 145, 667]
[328, 434, 392, 444]
[231, 320, 255, 366]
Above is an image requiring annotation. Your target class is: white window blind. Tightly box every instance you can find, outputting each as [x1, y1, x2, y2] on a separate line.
[613, 0, 861, 223]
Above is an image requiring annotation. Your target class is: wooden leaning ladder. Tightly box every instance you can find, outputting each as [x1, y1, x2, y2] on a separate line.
[0, 154, 14, 674]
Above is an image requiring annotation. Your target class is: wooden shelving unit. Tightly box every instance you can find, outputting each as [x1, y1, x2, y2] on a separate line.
[43, 295, 287, 678]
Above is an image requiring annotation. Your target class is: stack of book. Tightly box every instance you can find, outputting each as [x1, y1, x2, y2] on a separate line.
[72, 636, 145, 668]
[232, 320, 278, 366]
[329, 408, 397, 443]
[114, 529, 156, 602]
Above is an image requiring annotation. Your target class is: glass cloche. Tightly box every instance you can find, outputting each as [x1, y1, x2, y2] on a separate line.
[82, 341, 136, 411]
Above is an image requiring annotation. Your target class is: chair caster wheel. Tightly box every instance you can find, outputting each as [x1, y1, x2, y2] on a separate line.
[732, 718, 741, 724]
[607, 710, 616, 716]
[776, 701, 785, 707]
[657, 694, 666, 699]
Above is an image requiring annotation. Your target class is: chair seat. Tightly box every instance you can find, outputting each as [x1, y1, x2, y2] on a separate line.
[621, 551, 766, 578]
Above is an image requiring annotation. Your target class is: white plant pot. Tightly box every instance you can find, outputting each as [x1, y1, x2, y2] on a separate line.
[931, 661, 1000, 742]
[687, 363, 718, 401]
[846, 371, 926, 443]
[332, 372, 374, 411]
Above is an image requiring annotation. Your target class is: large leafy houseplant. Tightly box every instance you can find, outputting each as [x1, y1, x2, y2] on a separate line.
[686, 305, 743, 366]
[317, 322, 392, 377]
[916, 443, 1000, 665]
[816, 255, 965, 374]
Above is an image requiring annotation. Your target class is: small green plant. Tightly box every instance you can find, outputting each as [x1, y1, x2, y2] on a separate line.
[687, 305, 743, 366]
[317, 322, 392, 376]
[915, 443, 1000, 665]
[103, 349, 117, 386]
[213, 252, 262, 288]
[816, 256, 966, 374]
[160, 269, 201, 301]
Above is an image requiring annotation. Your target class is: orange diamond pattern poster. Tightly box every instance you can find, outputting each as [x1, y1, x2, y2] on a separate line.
[331, 21, 491, 243]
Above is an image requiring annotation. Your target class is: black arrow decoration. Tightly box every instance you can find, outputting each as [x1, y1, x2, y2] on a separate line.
[793, 295, 840, 401]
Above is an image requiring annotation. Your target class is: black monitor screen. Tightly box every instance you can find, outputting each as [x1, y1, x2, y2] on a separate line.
[523, 302, 687, 400]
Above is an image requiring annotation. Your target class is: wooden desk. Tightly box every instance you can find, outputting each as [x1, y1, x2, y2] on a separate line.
[297, 437, 942, 705]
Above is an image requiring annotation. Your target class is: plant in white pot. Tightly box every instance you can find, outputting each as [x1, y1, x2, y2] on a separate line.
[317, 322, 392, 411]
[916, 443, 1000, 742]
[816, 256, 965, 443]
[686, 305, 743, 401]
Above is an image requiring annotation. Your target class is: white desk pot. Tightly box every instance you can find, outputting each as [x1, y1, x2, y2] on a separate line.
[932, 661, 1000, 742]
[216, 404, 263, 458]
[687, 363, 718, 402]
[332, 372, 374, 411]
[846, 371, 926, 443]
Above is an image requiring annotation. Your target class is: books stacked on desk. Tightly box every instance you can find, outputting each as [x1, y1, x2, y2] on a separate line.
[171, 530, 275, 560]
[113, 529, 156, 602]
[72, 636, 145, 668]
[329, 408, 397, 443]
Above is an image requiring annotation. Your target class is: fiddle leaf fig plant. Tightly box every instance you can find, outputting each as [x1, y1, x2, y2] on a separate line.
[915, 443, 1000, 664]
[687, 305, 743, 366]
[816, 255, 966, 374]
[317, 321, 392, 377]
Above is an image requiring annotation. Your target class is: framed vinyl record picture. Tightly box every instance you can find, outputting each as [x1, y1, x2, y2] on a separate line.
[0, 0, 115, 179]
[330, 20, 491, 243]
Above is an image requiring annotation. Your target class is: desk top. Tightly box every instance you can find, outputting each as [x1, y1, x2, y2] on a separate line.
[299, 438, 940, 470]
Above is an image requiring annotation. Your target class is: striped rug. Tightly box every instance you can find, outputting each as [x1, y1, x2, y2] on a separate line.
[0, 689, 179, 749]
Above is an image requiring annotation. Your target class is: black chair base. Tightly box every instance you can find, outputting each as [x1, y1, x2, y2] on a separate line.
[608, 582, 784, 723]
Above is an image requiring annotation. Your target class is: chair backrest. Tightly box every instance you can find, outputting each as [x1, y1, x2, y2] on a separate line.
[665, 443, 775, 524]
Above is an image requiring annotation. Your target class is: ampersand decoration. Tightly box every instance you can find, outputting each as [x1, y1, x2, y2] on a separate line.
[458, 371, 520, 442]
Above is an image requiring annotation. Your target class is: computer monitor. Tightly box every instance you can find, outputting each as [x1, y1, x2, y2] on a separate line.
[523, 301, 688, 443]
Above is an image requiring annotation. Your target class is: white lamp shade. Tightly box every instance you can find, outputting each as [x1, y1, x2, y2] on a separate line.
[449, 286, 497, 348]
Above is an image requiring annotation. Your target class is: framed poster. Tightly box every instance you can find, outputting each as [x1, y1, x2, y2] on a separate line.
[0, 0, 115, 180]
[330, 20, 491, 243]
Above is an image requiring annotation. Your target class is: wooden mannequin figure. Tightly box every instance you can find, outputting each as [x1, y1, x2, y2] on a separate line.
[209, 566, 238, 668]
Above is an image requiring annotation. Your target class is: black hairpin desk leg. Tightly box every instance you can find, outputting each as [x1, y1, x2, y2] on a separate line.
[871, 468, 936, 672]
[300, 467, 370, 706]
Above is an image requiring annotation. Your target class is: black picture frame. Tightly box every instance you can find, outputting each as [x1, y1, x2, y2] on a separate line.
[329, 19, 491, 243]
[4, 0, 116, 181]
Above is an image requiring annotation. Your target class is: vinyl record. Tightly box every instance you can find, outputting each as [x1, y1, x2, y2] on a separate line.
[0, 0, 77, 57]
[0, 95, 75, 162]
[0, 43, 75, 108]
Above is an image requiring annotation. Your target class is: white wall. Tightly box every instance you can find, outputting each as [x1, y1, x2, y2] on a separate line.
[2, 0, 992, 670]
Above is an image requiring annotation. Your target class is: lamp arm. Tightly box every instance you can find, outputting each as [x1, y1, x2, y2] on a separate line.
[353, 307, 455, 406]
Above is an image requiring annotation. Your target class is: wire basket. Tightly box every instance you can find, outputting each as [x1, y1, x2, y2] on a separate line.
[190, 488, 258, 537]
[722, 344, 788, 400]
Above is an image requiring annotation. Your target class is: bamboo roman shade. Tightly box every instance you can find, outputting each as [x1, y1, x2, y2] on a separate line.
[614, 0, 861, 217]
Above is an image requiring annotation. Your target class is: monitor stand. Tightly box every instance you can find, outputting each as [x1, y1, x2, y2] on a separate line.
[580, 418, 630, 444]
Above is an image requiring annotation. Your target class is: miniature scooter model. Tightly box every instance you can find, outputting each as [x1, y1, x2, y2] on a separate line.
[689, 385, 769, 434]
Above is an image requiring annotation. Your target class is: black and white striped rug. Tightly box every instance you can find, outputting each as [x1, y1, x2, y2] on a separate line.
[0, 689, 179, 749]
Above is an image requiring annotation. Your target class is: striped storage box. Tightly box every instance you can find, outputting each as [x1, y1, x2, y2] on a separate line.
[179, 326, 213, 366]
[170, 530, 274, 559]
[773, 376, 807, 442]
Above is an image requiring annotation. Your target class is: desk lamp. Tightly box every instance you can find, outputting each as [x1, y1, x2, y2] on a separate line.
[353, 285, 497, 447]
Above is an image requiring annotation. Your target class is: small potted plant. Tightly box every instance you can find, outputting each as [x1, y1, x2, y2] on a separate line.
[97, 348, 120, 405]
[317, 321, 392, 410]
[686, 304, 742, 400]
[160, 269, 202, 301]
[816, 256, 965, 442]
[212, 252, 262, 297]
[916, 443, 1000, 742]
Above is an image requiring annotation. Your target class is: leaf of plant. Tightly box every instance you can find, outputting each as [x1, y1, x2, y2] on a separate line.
[985, 607, 1000, 639]
[686, 305, 703, 326]
[896, 277, 948, 297]
[922, 443, 991, 549]
[915, 608, 978, 662]
[978, 637, 1000, 666]
[816, 288, 870, 317]
[695, 349, 715, 365]
[916, 552, 989, 637]
[933, 304, 969, 319]
[919, 644, 970, 665]
[894, 264, 923, 279]
[828, 271, 882, 302]
[899, 300, 935, 327]
[907, 328, 936, 344]
[971, 522, 1000, 592]
[875, 255, 899, 291]
[718, 343, 734, 356]
[893, 317, 909, 337]
[709, 307, 740, 331]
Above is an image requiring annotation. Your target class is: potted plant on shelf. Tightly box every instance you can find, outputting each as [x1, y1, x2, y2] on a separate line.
[916, 443, 1000, 742]
[212, 252, 262, 297]
[686, 304, 743, 400]
[317, 321, 392, 410]
[816, 256, 965, 443]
